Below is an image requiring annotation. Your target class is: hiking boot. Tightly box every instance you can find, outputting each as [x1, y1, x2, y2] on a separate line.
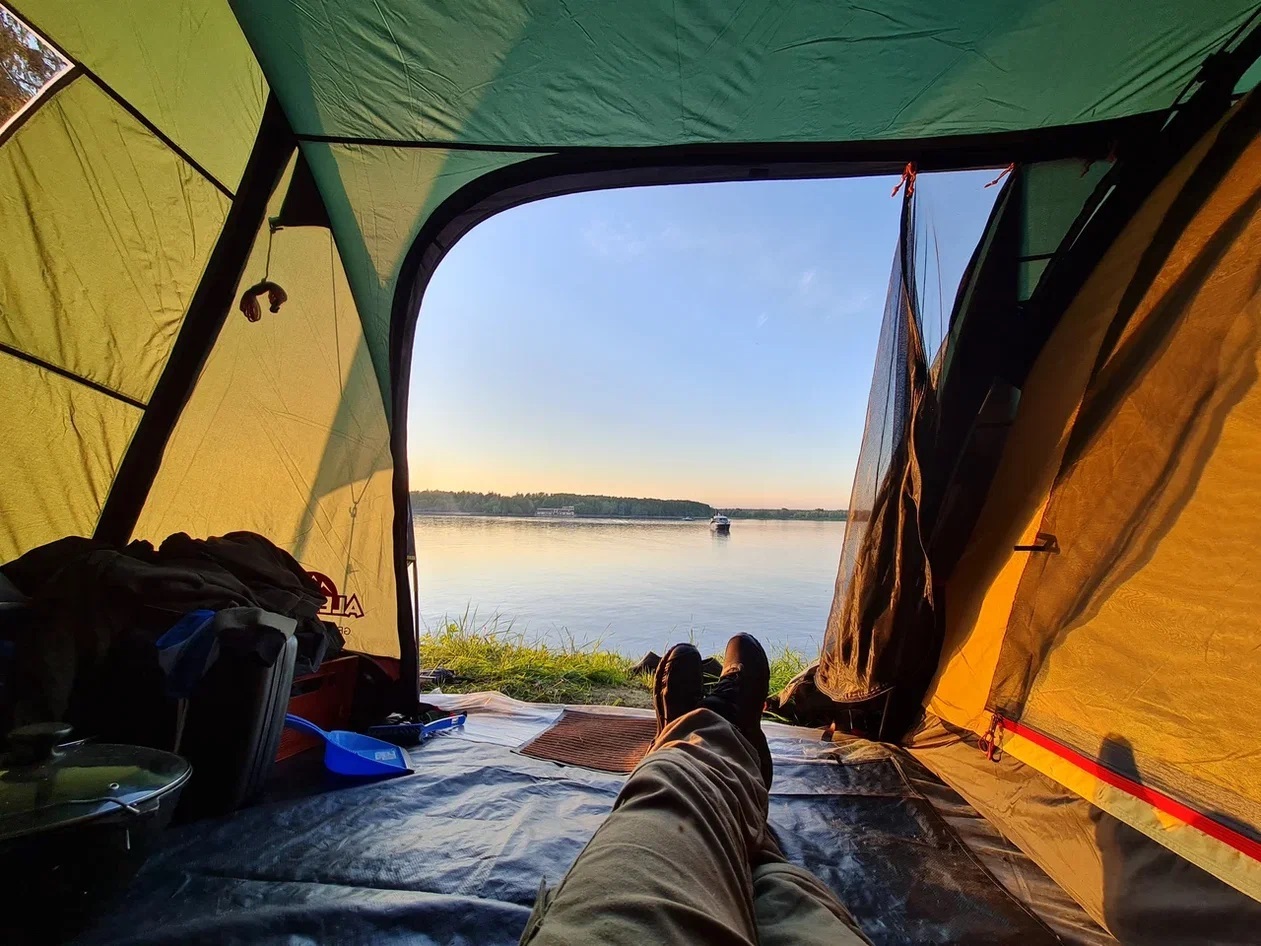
[702, 633, 773, 787]
[653, 642, 704, 736]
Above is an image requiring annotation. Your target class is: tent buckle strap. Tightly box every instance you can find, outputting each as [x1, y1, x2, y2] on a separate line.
[979, 715, 1005, 763]
[1014, 532, 1058, 553]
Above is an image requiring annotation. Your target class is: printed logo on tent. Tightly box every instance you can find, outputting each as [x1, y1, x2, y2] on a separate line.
[307, 571, 364, 620]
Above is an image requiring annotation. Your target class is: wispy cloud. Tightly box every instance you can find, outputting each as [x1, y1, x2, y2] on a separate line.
[582, 219, 649, 261]
[583, 217, 764, 263]
[582, 216, 880, 325]
[795, 266, 873, 323]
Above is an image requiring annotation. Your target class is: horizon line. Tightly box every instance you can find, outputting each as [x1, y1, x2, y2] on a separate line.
[410, 486, 846, 511]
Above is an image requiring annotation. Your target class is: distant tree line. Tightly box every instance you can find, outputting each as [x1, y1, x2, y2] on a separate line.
[411, 490, 848, 521]
[411, 490, 713, 519]
[719, 508, 847, 521]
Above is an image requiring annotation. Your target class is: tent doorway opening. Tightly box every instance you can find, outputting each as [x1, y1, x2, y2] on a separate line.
[407, 171, 1000, 694]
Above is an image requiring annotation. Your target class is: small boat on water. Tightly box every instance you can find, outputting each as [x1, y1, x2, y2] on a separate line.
[710, 514, 731, 533]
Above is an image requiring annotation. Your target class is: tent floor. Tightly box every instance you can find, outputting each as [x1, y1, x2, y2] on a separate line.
[77, 693, 1114, 945]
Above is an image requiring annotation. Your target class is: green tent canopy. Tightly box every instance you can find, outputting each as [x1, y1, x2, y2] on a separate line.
[4, 1, 1261, 936]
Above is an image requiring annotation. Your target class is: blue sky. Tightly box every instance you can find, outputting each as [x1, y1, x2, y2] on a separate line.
[409, 170, 997, 508]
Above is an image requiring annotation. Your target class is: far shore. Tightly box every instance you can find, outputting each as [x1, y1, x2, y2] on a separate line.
[413, 510, 846, 522]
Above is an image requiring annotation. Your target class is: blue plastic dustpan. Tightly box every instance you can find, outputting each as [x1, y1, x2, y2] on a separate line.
[284, 714, 413, 776]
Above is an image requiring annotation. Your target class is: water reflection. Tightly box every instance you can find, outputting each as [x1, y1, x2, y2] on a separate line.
[414, 516, 842, 657]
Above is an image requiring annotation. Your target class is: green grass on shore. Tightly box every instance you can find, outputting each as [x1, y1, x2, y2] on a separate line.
[419, 613, 809, 707]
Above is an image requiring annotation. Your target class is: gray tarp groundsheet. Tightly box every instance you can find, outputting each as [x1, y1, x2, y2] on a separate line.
[76, 696, 1112, 945]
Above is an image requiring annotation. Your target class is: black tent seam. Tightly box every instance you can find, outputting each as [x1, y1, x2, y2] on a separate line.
[94, 95, 295, 546]
[0, 342, 146, 410]
[295, 114, 1152, 163]
[0, 63, 82, 149]
[80, 70, 234, 200]
[4, 1, 234, 200]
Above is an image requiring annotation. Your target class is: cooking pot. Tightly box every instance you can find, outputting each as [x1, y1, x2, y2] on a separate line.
[0, 723, 190, 943]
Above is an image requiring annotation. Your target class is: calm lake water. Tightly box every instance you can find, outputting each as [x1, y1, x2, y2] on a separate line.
[414, 516, 845, 659]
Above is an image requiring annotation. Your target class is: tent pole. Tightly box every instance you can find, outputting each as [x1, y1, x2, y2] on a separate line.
[94, 95, 296, 545]
[388, 284, 423, 711]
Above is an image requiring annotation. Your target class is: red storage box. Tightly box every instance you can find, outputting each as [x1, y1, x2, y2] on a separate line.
[275, 655, 358, 761]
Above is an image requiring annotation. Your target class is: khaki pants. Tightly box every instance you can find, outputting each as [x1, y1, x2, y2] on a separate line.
[521, 708, 871, 946]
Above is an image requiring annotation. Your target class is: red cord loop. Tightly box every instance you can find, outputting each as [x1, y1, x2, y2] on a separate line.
[984, 163, 1015, 188]
[891, 162, 917, 198]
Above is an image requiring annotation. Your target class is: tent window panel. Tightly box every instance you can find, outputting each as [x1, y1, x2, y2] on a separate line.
[0, 356, 139, 562]
[0, 4, 69, 135]
[15, 0, 266, 191]
[1020, 161, 1110, 257]
[0, 77, 229, 404]
[818, 174, 998, 733]
[1017, 160, 1111, 302]
[1235, 54, 1261, 96]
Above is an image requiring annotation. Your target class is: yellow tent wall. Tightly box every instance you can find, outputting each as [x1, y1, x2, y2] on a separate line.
[923, 94, 1261, 901]
[136, 158, 399, 657]
[0, 4, 403, 659]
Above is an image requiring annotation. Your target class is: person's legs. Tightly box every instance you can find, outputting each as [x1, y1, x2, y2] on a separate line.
[751, 836, 873, 946]
[520, 707, 770, 946]
[521, 633, 867, 946]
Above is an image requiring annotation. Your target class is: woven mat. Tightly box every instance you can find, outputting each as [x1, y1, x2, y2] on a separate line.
[519, 709, 656, 773]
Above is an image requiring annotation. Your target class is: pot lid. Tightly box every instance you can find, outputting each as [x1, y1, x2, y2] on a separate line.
[0, 723, 191, 842]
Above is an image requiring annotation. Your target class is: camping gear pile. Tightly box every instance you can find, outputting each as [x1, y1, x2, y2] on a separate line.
[3, 1, 1261, 942]
[0, 531, 340, 754]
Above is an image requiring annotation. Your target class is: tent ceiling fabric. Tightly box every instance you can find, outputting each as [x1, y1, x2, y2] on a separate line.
[233, 0, 1256, 147]
[137, 158, 399, 657]
[230, 0, 1259, 409]
[0, 77, 230, 406]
